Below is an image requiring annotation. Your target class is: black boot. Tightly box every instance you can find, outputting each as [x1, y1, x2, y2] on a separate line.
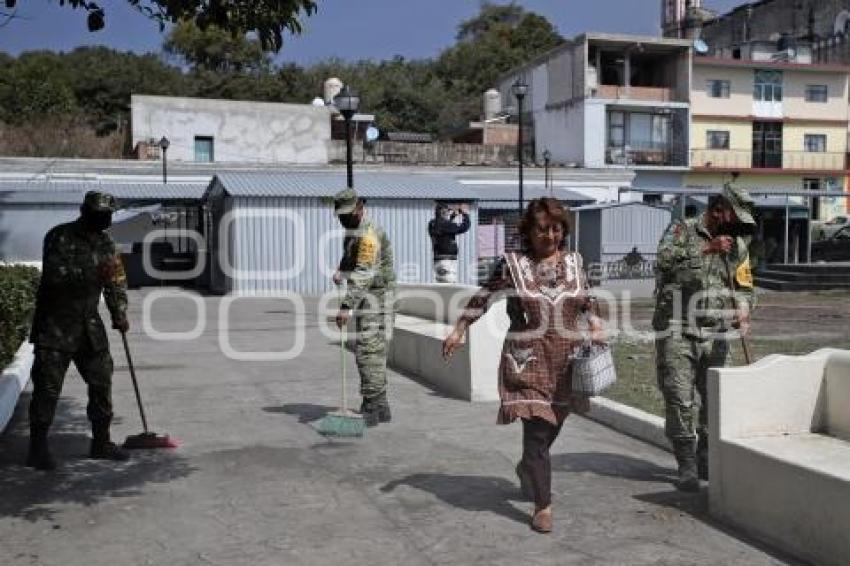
[360, 398, 379, 428]
[375, 392, 391, 423]
[696, 435, 709, 481]
[26, 425, 57, 471]
[90, 422, 129, 461]
[674, 445, 700, 492]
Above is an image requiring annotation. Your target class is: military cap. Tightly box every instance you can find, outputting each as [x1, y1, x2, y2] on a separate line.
[721, 183, 755, 225]
[333, 187, 359, 215]
[83, 191, 117, 213]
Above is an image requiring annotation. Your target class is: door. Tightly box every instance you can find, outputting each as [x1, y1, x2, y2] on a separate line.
[752, 122, 782, 168]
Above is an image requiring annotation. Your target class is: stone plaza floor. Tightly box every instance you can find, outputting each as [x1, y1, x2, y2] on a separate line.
[0, 291, 798, 566]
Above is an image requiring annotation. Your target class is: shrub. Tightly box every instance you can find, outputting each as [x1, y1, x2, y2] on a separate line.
[0, 264, 41, 369]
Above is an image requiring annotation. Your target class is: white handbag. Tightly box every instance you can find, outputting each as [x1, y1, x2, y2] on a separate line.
[570, 341, 617, 396]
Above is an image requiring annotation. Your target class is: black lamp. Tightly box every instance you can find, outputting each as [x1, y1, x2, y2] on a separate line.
[334, 85, 361, 188]
[512, 78, 529, 213]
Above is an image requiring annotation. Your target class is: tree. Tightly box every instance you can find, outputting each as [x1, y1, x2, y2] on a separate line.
[164, 20, 270, 73]
[55, 0, 318, 51]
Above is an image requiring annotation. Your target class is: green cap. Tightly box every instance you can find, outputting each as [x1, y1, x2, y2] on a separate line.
[721, 183, 755, 225]
[83, 191, 117, 213]
[333, 187, 359, 215]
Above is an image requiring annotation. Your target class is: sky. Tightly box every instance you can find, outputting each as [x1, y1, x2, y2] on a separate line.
[0, 0, 747, 65]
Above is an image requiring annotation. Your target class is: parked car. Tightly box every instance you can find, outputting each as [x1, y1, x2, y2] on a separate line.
[812, 226, 850, 262]
[812, 215, 849, 241]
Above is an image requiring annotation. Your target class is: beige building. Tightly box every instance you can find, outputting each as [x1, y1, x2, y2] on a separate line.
[687, 55, 850, 219]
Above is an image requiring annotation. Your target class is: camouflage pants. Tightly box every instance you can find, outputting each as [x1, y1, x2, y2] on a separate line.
[655, 334, 728, 453]
[353, 293, 395, 400]
[29, 344, 114, 429]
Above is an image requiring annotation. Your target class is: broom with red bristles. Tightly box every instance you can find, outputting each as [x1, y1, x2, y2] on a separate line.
[120, 331, 180, 449]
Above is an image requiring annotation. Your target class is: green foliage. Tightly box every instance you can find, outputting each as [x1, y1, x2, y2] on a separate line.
[0, 265, 40, 370]
[164, 20, 271, 73]
[56, 0, 318, 51]
[1, 2, 564, 148]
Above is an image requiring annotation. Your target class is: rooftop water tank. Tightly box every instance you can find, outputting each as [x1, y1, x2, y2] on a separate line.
[324, 77, 343, 104]
[483, 89, 502, 120]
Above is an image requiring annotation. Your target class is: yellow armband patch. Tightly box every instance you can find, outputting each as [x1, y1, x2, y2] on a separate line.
[735, 257, 753, 288]
[357, 231, 379, 265]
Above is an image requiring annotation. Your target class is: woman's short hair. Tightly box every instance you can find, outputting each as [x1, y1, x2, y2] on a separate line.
[518, 198, 571, 250]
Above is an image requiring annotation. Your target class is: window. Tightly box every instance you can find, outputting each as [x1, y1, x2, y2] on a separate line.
[608, 111, 625, 148]
[706, 130, 730, 149]
[706, 79, 730, 98]
[805, 85, 828, 102]
[194, 136, 214, 162]
[754, 69, 783, 102]
[804, 134, 827, 152]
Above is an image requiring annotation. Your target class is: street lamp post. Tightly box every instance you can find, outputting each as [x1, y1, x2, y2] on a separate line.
[543, 149, 552, 197]
[512, 78, 528, 214]
[158, 136, 170, 184]
[334, 85, 361, 189]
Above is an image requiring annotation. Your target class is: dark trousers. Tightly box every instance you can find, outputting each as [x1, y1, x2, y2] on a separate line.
[521, 417, 564, 509]
[29, 344, 114, 430]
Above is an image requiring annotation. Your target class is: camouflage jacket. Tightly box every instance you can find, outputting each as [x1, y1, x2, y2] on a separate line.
[652, 215, 755, 332]
[30, 219, 128, 352]
[339, 218, 396, 310]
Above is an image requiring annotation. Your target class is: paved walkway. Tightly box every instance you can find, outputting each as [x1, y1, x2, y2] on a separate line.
[0, 291, 795, 566]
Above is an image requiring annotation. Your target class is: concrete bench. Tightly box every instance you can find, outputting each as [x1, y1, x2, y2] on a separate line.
[708, 348, 850, 566]
[388, 283, 508, 401]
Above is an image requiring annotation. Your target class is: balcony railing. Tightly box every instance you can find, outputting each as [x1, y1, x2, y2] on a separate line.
[691, 149, 847, 171]
[607, 142, 688, 167]
[595, 85, 679, 103]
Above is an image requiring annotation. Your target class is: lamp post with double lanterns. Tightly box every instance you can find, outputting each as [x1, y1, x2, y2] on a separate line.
[334, 85, 361, 189]
[158, 136, 170, 184]
[512, 78, 528, 214]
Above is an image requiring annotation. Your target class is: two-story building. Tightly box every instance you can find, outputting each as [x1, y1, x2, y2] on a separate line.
[496, 33, 693, 198]
[687, 44, 850, 219]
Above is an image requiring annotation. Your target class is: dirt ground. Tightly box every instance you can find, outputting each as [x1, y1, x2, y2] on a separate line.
[603, 289, 850, 416]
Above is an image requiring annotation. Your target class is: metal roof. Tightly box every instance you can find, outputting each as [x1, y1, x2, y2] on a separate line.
[0, 191, 84, 205]
[0, 181, 207, 200]
[210, 171, 480, 200]
[467, 184, 593, 210]
[573, 201, 668, 212]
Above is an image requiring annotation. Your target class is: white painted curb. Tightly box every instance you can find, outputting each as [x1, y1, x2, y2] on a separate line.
[586, 396, 671, 452]
[0, 341, 34, 432]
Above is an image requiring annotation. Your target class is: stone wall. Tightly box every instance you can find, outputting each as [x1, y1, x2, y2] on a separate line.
[701, 0, 850, 61]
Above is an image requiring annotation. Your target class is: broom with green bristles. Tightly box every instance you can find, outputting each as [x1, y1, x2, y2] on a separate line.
[316, 290, 365, 438]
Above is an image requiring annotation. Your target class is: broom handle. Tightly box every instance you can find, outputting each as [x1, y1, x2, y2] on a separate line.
[121, 331, 150, 433]
[339, 287, 348, 413]
[722, 255, 752, 365]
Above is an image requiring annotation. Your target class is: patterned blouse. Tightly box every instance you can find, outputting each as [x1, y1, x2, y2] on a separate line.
[460, 251, 591, 425]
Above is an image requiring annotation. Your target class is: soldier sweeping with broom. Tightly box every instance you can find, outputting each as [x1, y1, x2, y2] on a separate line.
[320, 188, 396, 436]
[27, 191, 131, 470]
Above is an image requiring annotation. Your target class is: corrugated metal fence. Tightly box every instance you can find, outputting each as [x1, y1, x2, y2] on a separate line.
[218, 197, 477, 295]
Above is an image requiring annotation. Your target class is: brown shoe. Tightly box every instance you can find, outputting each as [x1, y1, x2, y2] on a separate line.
[531, 507, 552, 533]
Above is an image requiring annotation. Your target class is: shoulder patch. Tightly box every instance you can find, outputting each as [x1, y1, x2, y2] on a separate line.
[735, 257, 753, 288]
[357, 229, 379, 265]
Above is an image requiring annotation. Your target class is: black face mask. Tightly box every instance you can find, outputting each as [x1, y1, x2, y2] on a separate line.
[83, 210, 113, 232]
[715, 222, 755, 238]
[338, 213, 360, 230]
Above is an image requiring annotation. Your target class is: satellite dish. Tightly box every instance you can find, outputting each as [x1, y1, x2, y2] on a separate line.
[694, 38, 709, 55]
[365, 126, 379, 142]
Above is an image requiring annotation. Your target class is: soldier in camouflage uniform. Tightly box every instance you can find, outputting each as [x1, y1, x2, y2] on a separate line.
[333, 188, 396, 427]
[27, 191, 130, 470]
[653, 184, 756, 492]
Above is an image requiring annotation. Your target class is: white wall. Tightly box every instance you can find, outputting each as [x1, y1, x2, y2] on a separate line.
[0, 203, 79, 261]
[584, 101, 608, 168]
[131, 95, 332, 165]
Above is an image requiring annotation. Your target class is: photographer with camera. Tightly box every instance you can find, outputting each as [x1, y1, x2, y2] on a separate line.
[428, 202, 471, 283]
